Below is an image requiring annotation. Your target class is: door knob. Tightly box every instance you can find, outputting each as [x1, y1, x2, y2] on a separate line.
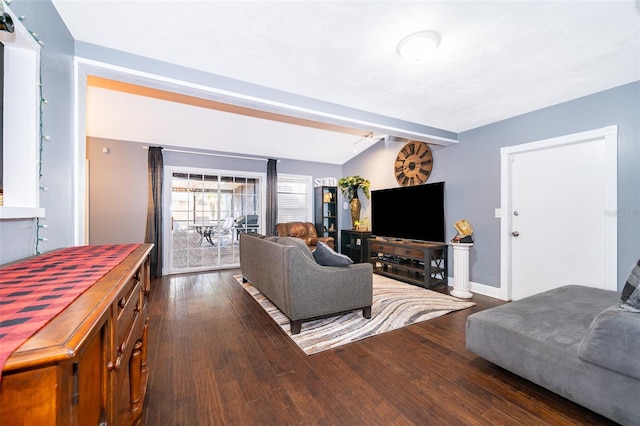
[512, 231, 520, 237]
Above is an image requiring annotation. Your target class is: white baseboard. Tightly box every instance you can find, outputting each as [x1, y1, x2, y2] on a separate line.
[448, 277, 509, 301]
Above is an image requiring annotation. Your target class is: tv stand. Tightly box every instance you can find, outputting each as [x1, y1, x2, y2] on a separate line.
[368, 238, 448, 290]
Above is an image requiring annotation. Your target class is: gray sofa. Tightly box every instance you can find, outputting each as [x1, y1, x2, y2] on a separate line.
[466, 285, 640, 426]
[239, 233, 373, 334]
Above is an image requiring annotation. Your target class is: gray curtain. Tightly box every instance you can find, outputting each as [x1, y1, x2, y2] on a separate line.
[265, 159, 278, 235]
[145, 147, 163, 278]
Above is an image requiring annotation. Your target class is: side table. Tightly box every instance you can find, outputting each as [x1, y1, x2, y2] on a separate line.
[340, 229, 371, 263]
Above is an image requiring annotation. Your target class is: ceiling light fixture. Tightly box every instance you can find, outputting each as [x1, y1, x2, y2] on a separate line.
[397, 31, 440, 64]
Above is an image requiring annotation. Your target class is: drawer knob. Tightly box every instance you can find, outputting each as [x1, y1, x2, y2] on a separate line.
[107, 356, 122, 372]
[118, 297, 126, 309]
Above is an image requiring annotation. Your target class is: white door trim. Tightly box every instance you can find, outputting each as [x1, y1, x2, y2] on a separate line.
[499, 125, 618, 300]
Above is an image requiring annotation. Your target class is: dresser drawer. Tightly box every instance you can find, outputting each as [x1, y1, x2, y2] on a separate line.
[115, 276, 142, 353]
[394, 246, 425, 259]
[369, 242, 392, 253]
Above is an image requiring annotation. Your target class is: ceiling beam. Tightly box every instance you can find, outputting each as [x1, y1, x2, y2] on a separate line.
[88, 76, 368, 137]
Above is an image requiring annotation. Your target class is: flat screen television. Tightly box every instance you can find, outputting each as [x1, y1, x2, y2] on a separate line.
[370, 181, 445, 243]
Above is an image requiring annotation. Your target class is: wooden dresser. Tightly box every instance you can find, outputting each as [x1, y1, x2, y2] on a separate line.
[0, 243, 153, 425]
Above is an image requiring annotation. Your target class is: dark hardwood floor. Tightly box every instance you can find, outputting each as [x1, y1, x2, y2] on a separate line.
[142, 269, 616, 425]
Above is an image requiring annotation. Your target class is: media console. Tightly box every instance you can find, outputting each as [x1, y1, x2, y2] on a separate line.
[368, 238, 448, 290]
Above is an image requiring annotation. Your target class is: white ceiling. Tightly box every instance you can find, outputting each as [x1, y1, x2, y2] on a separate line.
[52, 0, 640, 164]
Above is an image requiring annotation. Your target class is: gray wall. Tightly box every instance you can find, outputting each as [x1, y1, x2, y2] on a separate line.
[3, 0, 637, 294]
[87, 137, 342, 245]
[0, 1, 74, 264]
[344, 81, 640, 291]
[87, 138, 148, 244]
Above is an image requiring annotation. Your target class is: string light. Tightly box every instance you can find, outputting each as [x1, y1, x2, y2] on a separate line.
[27, 30, 45, 46]
[29, 15, 47, 254]
[38, 63, 45, 182]
[36, 64, 46, 253]
[35, 218, 45, 254]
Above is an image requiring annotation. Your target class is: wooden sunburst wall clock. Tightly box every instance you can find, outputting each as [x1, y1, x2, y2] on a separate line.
[394, 141, 433, 186]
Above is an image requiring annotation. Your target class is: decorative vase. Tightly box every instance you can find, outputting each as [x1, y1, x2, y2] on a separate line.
[350, 194, 361, 229]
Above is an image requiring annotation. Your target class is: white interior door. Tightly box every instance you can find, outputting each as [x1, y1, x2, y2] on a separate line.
[501, 126, 617, 300]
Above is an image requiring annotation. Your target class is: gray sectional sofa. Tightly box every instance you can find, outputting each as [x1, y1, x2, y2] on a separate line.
[466, 284, 640, 425]
[239, 233, 373, 334]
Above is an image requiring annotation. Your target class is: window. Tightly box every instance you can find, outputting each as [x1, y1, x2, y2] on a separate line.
[166, 168, 263, 275]
[0, 4, 43, 218]
[277, 174, 313, 223]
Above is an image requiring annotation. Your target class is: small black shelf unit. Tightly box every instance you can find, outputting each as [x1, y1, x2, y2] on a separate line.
[340, 229, 372, 263]
[368, 238, 448, 289]
[314, 186, 338, 243]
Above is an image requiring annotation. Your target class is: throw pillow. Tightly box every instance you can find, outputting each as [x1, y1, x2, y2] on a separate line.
[277, 237, 315, 262]
[312, 241, 353, 267]
[620, 258, 640, 312]
[620, 287, 640, 312]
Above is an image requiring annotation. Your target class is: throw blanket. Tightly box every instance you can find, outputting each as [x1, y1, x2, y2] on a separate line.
[0, 244, 140, 379]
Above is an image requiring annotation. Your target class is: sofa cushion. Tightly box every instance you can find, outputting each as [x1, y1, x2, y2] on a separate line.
[275, 222, 335, 249]
[620, 258, 640, 311]
[312, 241, 353, 267]
[466, 285, 637, 426]
[578, 305, 640, 380]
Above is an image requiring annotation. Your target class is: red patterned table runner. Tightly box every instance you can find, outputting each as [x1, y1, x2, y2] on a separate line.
[0, 244, 141, 378]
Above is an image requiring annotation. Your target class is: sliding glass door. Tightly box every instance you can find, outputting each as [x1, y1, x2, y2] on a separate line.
[165, 167, 262, 274]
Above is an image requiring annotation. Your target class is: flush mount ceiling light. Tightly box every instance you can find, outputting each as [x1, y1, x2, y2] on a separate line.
[397, 31, 441, 64]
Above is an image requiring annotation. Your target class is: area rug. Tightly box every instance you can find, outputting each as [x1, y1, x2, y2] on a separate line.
[234, 274, 476, 355]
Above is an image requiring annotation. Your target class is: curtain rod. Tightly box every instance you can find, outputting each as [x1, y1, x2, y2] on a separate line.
[142, 146, 275, 162]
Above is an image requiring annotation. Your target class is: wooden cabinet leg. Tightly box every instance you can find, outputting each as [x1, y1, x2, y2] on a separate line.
[129, 340, 143, 415]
